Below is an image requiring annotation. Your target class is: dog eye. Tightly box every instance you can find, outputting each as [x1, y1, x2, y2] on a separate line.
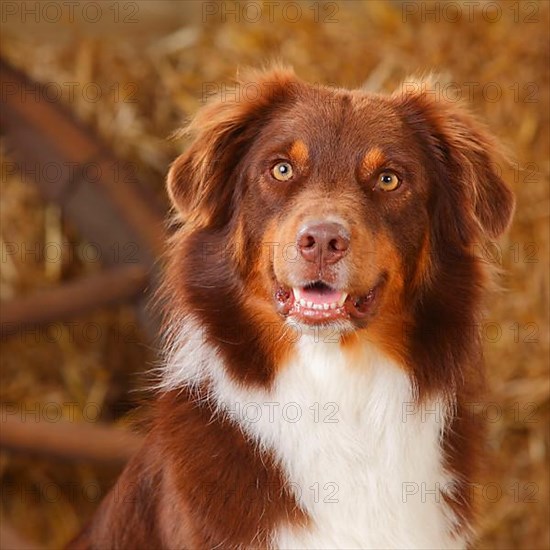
[376, 171, 400, 192]
[271, 161, 294, 182]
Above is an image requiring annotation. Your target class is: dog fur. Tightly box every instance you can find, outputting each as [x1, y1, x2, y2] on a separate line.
[69, 67, 514, 549]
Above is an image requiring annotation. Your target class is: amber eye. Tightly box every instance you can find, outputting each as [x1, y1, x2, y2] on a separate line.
[271, 161, 293, 181]
[376, 171, 400, 191]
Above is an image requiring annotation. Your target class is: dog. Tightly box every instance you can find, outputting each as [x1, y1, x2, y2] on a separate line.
[69, 67, 514, 549]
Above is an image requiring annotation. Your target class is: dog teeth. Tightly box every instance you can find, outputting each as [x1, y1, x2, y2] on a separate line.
[293, 295, 345, 311]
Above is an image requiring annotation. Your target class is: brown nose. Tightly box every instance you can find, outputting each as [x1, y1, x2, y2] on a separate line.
[297, 221, 350, 265]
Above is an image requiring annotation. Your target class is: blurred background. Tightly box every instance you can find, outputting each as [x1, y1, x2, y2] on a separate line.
[0, 1, 548, 548]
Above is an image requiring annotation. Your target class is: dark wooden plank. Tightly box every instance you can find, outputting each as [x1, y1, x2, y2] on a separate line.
[0, 416, 143, 464]
[1, 266, 149, 334]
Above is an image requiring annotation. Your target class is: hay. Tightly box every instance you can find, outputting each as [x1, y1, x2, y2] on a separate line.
[1, 1, 548, 547]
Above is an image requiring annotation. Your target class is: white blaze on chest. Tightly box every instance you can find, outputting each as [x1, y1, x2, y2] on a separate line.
[162, 321, 466, 549]
[222, 337, 463, 549]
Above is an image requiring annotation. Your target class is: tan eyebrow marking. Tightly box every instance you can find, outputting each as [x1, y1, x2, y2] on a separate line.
[361, 147, 386, 175]
[289, 140, 309, 167]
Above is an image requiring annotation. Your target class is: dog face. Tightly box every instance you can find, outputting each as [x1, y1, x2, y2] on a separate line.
[166, 68, 514, 385]
[236, 91, 431, 332]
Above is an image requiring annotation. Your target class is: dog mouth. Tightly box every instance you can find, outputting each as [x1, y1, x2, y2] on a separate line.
[274, 280, 379, 324]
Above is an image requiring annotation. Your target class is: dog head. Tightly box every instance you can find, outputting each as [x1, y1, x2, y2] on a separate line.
[165, 67, 514, 386]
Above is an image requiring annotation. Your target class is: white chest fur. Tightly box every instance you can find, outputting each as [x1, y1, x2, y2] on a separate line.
[163, 323, 466, 549]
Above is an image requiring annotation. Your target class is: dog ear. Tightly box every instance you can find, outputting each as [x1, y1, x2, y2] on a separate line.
[167, 66, 304, 227]
[394, 78, 515, 241]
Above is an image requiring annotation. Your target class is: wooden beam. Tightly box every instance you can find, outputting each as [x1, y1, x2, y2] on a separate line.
[1, 265, 149, 336]
[0, 416, 143, 464]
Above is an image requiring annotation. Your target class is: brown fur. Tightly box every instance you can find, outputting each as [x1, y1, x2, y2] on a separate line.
[69, 67, 514, 548]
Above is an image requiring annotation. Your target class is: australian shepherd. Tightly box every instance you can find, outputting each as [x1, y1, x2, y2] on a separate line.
[70, 67, 514, 549]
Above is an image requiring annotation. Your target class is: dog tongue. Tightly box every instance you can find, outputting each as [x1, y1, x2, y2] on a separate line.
[297, 287, 345, 305]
